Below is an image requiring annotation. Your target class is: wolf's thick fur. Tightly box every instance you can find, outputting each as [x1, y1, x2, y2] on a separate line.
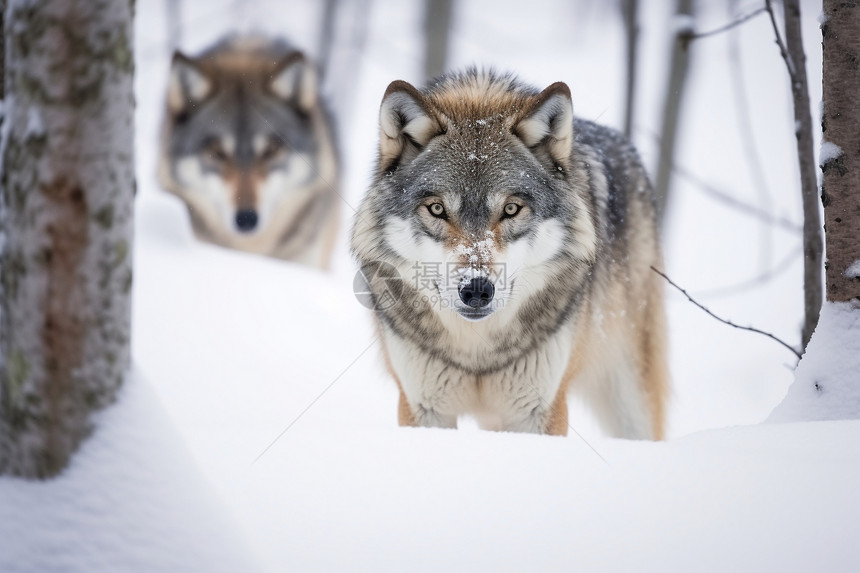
[351, 70, 668, 438]
[158, 36, 340, 268]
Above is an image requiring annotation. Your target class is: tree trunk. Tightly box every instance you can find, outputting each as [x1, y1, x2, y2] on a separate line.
[423, 0, 453, 81]
[765, 0, 859, 423]
[0, 0, 4, 98]
[320, 0, 370, 123]
[780, 0, 823, 348]
[821, 0, 860, 303]
[621, 0, 638, 139]
[165, 0, 181, 53]
[0, 0, 135, 479]
[653, 0, 693, 226]
[317, 0, 339, 80]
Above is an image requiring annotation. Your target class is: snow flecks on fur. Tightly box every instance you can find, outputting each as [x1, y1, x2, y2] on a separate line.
[454, 235, 495, 275]
[456, 266, 484, 288]
[455, 236, 494, 261]
[845, 260, 860, 280]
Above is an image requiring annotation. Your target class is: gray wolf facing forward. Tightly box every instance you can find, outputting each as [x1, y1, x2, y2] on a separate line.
[159, 36, 340, 268]
[351, 69, 668, 438]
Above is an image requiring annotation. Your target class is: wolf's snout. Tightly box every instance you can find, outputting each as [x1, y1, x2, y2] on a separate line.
[459, 277, 495, 308]
[235, 209, 259, 232]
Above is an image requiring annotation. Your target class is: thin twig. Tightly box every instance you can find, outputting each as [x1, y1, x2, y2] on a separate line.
[765, 0, 796, 79]
[651, 266, 802, 360]
[673, 164, 802, 233]
[693, 243, 802, 298]
[643, 129, 803, 232]
[684, 6, 766, 42]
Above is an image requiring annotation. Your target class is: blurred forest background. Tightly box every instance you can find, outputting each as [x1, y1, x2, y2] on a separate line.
[139, 0, 822, 433]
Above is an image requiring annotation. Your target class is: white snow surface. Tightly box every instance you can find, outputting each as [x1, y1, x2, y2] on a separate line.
[770, 302, 860, 423]
[819, 140, 843, 166]
[0, 370, 260, 573]
[3, 1, 858, 571]
[845, 259, 860, 279]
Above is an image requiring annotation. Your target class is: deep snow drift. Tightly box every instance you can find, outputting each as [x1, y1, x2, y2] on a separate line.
[770, 302, 860, 423]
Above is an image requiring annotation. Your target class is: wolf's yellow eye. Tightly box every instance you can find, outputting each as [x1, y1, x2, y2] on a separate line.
[204, 140, 229, 162]
[503, 203, 521, 217]
[428, 203, 446, 218]
[260, 138, 283, 161]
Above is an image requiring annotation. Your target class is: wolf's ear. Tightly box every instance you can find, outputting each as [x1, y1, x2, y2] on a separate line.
[378, 80, 443, 172]
[270, 53, 318, 112]
[514, 82, 574, 169]
[167, 52, 213, 114]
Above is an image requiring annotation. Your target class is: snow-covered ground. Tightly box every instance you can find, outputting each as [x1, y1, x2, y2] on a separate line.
[3, 1, 859, 571]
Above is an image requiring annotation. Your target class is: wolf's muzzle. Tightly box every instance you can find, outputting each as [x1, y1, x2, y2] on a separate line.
[458, 277, 495, 308]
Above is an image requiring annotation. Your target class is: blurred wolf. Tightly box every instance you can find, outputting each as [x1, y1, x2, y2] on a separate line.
[158, 36, 340, 268]
[351, 69, 668, 438]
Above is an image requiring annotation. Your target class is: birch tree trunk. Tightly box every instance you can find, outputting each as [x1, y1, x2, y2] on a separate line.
[821, 0, 860, 303]
[0, 0, 135, 479]
[769, 0, 860, 422]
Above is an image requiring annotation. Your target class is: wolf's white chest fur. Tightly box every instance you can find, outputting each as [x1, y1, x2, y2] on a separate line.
[383, 320, 575, 432]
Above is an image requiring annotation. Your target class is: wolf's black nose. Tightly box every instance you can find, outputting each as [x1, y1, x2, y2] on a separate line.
[235, 209, 259, 232]
[458, 277, 495, 308]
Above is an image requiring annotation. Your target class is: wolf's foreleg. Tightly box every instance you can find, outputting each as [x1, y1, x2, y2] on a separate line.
[481, 335, 572, 435]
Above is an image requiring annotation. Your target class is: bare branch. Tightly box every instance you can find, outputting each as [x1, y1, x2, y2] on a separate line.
[727, 1, 774, 272]
[651, 266, 803, 360]
[645, 127, 802, 232]
[683, 6, 766, 43]
[673, 164, 802, 233]
[765, 0, 797, 79]
[693, 243, 802, 298]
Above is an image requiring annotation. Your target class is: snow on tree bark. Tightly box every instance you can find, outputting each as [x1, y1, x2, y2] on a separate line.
[770, 0, 860, 423]
[0, 0, 135, 478]
[821, 0, 860, 304]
